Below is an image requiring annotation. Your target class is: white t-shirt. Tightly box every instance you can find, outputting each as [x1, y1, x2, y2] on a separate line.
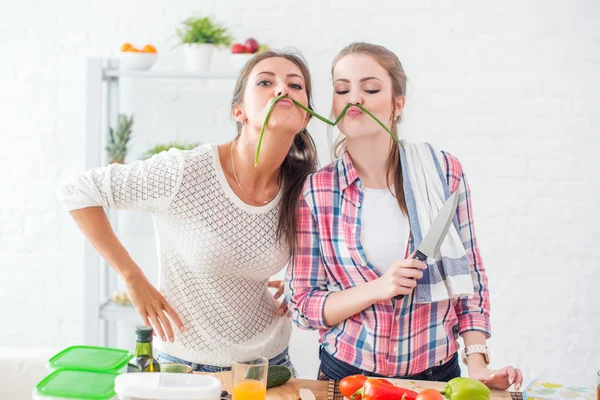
[360, 185, 410, 274]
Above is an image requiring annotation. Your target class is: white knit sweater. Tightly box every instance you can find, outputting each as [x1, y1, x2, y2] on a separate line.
[57, 144, 292, 366]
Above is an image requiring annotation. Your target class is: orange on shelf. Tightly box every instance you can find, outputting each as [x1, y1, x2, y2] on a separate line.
[141, 44, 157, 53]
[120, 43, 135, 52]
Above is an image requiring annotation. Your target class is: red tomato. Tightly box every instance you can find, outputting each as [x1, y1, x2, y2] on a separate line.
[339, 374, 368, 398]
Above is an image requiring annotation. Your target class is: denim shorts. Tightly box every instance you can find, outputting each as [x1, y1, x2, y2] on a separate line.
[317, 346, 461, 382]
[156, 347, 297, 377]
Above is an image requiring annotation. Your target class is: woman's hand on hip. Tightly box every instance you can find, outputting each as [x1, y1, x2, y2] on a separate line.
[126, 274, 184, 342]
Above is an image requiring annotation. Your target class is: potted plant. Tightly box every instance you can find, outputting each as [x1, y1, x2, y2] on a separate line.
[176, 15, 233, 72]
[106, 113, 134, 164]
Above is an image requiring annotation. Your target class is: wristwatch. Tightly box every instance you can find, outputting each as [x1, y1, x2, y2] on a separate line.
[462, 344, 490, 365]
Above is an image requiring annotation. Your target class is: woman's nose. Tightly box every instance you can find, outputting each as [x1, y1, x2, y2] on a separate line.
[348, 89, 363, 106]
[276, 84, 288, 97]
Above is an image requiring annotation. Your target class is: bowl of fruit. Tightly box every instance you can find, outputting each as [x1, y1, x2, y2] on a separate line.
[230, 38, 269, 69]
[119, 43, 158, 70]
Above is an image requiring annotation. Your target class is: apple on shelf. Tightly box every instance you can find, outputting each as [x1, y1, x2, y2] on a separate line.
[230, 37, 269, 69]
[244, 38, 259, 53]
[231, 43, 247, 54]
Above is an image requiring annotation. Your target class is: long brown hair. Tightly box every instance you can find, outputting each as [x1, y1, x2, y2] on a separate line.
[231, 50, 318, 254]
[331, 42, 408, 216]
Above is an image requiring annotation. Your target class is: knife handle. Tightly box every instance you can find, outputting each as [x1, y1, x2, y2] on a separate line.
[392, 250, 428, 301]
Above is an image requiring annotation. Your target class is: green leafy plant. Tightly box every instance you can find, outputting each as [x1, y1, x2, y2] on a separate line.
[176, 15, 233, 47]
[254, 96, 401, 166]
[142, 141, 201, 159]
[106, 113, 134, 164]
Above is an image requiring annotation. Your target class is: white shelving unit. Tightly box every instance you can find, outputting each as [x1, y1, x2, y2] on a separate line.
[84, 57, 238, 347]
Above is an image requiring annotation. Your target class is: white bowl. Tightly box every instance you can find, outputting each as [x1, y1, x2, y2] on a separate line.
[119, 52, 158, 70]
[230, 53, 254, 70]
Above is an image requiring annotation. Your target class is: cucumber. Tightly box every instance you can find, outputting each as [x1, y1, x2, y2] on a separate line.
[242, 365, 291, 388]
[244, 366, 262, 381]
[266, 365, 292, 388]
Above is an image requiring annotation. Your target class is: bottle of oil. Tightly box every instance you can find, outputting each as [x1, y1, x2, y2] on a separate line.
[127, 326, 161, 372]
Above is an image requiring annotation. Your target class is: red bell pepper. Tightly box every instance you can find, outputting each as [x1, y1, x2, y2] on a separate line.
[353, 378, 419, 400]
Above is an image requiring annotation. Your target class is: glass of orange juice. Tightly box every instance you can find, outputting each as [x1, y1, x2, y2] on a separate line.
[231, 355, 268, 400]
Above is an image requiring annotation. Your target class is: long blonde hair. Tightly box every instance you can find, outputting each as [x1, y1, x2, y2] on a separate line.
[331, 42, 408, 216]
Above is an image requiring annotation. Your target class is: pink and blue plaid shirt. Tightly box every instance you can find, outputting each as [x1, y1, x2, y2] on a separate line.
[285, 147, 491, 376]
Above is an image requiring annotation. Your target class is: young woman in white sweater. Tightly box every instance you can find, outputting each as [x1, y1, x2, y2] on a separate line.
[57, 50, 318, 372]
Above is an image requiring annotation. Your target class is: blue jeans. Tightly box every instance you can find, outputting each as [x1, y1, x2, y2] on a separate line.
[317, 346, 461, 382]
[156, 348, 297, 377]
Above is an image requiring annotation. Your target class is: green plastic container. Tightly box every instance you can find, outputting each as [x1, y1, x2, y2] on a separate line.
[48, 345, 133, 373]
[34, 368, 119, 400]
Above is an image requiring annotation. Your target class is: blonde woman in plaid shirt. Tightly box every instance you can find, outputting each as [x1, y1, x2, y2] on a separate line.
[286, 42, 522, 391]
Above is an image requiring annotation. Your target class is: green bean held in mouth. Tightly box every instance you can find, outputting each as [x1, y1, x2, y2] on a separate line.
[254, 95, 402, 167]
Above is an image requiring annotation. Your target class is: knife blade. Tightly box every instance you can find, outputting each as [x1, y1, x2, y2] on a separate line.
[393, 191, 459, 301]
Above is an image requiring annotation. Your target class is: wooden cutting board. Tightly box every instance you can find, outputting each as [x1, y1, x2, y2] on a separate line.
[198, 371, 513, 400]
[386, 377, 513, 399]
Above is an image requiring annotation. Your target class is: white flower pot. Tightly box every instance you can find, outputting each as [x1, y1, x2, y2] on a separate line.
[183, 43, 215, 72]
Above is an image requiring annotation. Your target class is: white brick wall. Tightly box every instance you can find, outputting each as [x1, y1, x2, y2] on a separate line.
[1, 0, 598, 387]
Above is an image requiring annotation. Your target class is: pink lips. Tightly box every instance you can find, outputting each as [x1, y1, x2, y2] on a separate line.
[347, 106, 363, 117]
[276, 98, 294, 107]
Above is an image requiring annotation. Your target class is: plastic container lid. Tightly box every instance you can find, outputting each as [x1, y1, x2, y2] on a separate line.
[114, 373, 222, 400]
[48, 345, 133, 372]
[35, 368, 119, 399]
